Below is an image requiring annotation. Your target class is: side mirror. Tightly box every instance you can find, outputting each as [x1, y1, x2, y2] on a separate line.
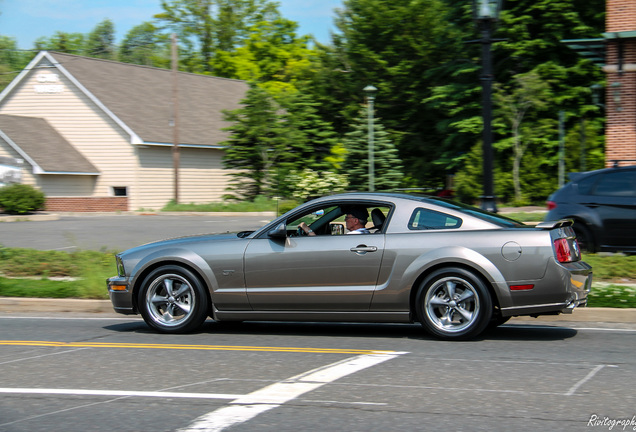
[330, 223, 345, 235]
[268, 222, 288, 239]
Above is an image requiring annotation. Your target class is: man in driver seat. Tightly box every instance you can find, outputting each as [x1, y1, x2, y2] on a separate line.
[343, 206, 370, 234]
[299, 206, 370, 236]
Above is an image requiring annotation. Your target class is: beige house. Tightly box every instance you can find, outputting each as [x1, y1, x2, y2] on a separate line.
[0, 51, 248, 211]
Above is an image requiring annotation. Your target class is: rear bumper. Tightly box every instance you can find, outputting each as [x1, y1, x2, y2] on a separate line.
[501, 260, 592, 317]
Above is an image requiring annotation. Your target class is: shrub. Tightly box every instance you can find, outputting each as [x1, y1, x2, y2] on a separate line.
[0, 184, 46, 214]
[287, 169, 348, 201]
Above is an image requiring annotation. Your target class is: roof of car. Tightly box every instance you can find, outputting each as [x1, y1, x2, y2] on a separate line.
[569, 165, 636, 182]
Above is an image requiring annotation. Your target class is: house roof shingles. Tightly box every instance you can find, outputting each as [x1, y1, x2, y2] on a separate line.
[0, 114, 99, 174]
[49, 52, 248, 147]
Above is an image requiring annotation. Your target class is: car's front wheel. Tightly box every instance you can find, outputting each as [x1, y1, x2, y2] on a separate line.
[416, 267, 492, 340]
[138, 265, 209, 333]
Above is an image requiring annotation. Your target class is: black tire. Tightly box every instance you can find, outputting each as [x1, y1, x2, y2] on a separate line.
[416, 267, 493, 340]
[572, 222, 596, 253]
[138, 265, 209, 333]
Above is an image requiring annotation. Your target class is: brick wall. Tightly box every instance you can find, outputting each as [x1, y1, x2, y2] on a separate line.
[607, 0, 636, 32]
[605, 0, 636, 167]
[45, 197, 128, 212]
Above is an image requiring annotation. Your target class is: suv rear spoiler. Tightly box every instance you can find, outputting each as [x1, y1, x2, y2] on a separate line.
[535, 219, 573, 229]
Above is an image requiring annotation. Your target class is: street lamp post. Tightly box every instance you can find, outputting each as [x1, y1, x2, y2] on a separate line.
[364, 85, 377, 192]
[474, 0, 502, 213]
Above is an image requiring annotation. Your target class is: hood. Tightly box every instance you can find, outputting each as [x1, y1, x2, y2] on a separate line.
[120, 232, 246, 257]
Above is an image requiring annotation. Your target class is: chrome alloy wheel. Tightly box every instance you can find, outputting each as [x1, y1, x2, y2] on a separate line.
[424, 276, 480, 333]
[146, 273, 195, 327]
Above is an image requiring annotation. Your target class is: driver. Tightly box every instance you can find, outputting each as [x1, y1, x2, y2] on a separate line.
[299, 206, 370, 236]
[343, 206, 370, 234]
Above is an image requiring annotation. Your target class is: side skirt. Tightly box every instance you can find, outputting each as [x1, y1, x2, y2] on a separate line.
[212, 308, 413, 324]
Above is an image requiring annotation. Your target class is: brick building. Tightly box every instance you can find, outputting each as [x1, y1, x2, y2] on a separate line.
[605, 0, 636, 167]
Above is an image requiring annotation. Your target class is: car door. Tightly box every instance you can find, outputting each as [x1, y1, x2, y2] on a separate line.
[243, 232, 385, 311]
[589, 170, 636, 249]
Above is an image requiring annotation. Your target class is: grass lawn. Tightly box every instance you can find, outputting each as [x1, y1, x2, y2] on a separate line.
[0, 246, 634, 307]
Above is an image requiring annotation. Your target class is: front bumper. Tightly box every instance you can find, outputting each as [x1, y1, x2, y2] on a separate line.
[107, 276, 136, 315]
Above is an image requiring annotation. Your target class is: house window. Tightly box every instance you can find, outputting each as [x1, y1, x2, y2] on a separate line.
[112, 187, 128, 197]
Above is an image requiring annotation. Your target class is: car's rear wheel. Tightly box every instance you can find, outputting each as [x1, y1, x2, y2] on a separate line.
[138, 265, 209, 333]
[572, 222, 596, 253]
[416, 267, 492, 340]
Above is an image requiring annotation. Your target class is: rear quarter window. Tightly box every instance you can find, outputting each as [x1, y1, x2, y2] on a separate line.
[409, 208, 462, 230]
[593, 171, 636, 197]
[576, 174, 600, 195]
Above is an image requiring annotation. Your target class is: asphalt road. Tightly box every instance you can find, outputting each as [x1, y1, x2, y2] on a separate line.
[1, 315, 635, 432]
[0, 214, 273, 252]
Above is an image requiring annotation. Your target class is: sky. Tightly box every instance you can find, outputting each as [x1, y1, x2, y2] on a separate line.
[0, 0, 344, 49]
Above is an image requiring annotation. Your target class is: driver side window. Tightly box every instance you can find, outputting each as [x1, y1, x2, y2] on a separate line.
[288, 206, 339, 236]
[287, 203, 391, 236]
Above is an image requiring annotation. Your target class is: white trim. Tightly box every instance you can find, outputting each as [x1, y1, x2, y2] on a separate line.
[0, 129, 43, 173]
[0, 52, 48, 103]
[39, 171, 101, 176]
[139, 141, 225, 149]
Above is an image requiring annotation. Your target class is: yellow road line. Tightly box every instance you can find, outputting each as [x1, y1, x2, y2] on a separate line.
[0, 340, 395, 355]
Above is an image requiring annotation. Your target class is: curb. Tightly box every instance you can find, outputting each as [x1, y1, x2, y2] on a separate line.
[0, 213, 60, 222]
[0, 297, 114, 314]
[1, 297, 635, 323]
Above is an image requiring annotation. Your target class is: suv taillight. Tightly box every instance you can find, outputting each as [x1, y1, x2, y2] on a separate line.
[554, 238, 575, 263]
[546, 200, 557, 211]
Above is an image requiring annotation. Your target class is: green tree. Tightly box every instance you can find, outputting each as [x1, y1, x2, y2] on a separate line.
[221, 84, 284, 199]
[86, 19, 116, 59]
[490, 0, 604, 197]
[34, 31, 86, 54]
[155, 0, 280, 73]
[308, 0, 605, 203]
[494, 70, 550, 203]
[453, 143, 514, 204]
[119, 22, 170, 67]
[211, 17, 316, 94]
[0, 36, 32, 91]
[277, 91, 339, 170]
[342, 108, 403, 192]
[222, 84, 343, 199]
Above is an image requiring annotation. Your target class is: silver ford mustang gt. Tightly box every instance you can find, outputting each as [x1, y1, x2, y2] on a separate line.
[107, 193, 592, 340]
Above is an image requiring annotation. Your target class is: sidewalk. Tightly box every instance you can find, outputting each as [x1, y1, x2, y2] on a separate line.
[1, 297, 635, 323]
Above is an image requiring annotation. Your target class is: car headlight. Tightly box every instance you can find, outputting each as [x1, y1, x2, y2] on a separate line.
[115, 255, 126, 277]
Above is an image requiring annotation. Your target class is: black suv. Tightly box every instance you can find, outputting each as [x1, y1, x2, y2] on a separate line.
[545, 165, 636, 253]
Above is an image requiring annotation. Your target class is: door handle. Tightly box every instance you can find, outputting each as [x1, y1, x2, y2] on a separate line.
[350, 245, 378, 254]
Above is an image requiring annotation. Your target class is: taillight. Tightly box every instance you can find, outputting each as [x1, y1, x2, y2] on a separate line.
[546, 200, 557, 211]
[554, 238, 575, 263]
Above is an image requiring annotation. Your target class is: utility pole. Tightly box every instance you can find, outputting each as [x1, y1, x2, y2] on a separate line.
[558, 110, 565, 188]
[364, 85, 377, 192]
[171, 33, 180, 204]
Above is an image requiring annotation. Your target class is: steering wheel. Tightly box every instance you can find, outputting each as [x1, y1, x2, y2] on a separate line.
[297, 226, 307, 236]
